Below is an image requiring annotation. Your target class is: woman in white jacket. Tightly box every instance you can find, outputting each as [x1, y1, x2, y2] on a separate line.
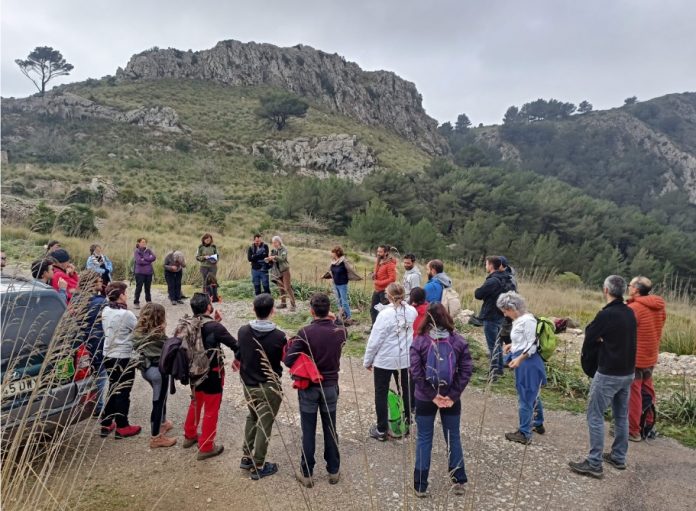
[364, 282, 417, 441]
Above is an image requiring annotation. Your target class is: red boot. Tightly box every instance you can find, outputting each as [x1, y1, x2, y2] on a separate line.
[115, 425, 142, 439]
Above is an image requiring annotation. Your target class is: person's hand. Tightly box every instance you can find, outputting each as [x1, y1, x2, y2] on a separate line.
[213, 309, 222, 322]
[58, 278, 68, 291]
[503, 343, 511, 354]
[66, 263, 76, 275]
[366, 365, 373, 371]
[509, 355, 524, 369]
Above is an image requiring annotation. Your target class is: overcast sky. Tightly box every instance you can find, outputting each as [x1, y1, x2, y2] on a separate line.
[2, 0, 695, 125]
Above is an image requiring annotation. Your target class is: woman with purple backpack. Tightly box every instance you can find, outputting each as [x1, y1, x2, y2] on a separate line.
[410, 302, 473, 498]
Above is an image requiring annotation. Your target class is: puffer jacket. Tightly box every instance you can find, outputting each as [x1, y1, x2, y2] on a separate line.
[102, 306, 137, 359]
[628, 295, 667, 368]
[364, 302, 417, 370]
[374, 256, 397, 292]
[134, 247, 156, 275]
[423, 272, 452, 303]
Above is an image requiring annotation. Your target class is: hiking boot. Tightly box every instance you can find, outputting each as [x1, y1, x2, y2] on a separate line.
[328, 472, 340, 485]
[602, 453, 626, 470]
[369, 425, 387, 442]
[240, 456, 254, 470]
[343, 318, 355, 326]
[452, 483, 467, 496]
[115, 425, 142, 439]
[171, 300, 178, 306]
[150, 434, 177, 448]
[250, 462, 278, 480]
[197, 444, 225, 461]
[533, 424, 546, 435]
[182, 436, 198, 449]
[100, 423, 116, 438]
[160, 420, 173, 434]
[296, 473, 314, 488]
[629, 434, 642, 442]
[414, 488, 430, 498]
[505, 430, 531, 445]
[568, 459, 604, 479]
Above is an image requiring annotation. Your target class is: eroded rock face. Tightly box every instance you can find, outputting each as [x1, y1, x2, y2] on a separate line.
[252, 134, 377, 182]
[117, 40, 446, 155]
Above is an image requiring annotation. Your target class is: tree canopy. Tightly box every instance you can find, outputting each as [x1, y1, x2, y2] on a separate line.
[15, 46, 74, 96]
[256, 92, 309, 130]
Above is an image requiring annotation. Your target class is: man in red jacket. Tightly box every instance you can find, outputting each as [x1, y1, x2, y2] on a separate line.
[627, 276, 667, 442]
[370, 245, 397, 326]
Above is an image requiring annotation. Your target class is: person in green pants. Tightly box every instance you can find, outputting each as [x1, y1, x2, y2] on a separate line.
[196, 233, 218, 292]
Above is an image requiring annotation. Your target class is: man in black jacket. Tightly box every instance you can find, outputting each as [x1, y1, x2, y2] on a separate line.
[285, 293, 347, 487]
[474, 256, 515, 379]
[235, 294, 287, 480]
[248, 234, 271, 295]
[569, 275, 637, 479]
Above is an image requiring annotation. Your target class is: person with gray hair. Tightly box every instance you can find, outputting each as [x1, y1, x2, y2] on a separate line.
[496, 292, 547, 444]
[569, 275, 637, 479]
[266, 235, 296, 310]
[163, 250, 187, 305]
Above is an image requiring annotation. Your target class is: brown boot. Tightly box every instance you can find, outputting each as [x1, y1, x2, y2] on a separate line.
[150, 434, 177, 448]
[160, 420, 173, 434]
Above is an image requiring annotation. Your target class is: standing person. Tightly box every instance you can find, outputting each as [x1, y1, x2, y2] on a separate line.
[500, 256, 518, 290]
[569, 275, 637, 479]
[236, 294, 287, 480]
[86, 244, 113, 288]
[474, 256, 515, 381]
[45, 240, 61, 255]
[78, 271, 108, 416]
[133, 238, 156, 309]
[285, 293, 347, 487]
[100, 282, 142, 439]
[627, 276, 666, 442]
[497, 292, 546, 444]
[0, 251, 5, 273]
[402, 254, 422, 300]
[266, 236, 296, 311]
[133, 303, 176, 448]
[248, 234, 271, 295]
[323, 246, 361, 325]
[206, 274, 221, 303]
[196, 233, 218, 292]
[163, 250, 186, 305]
[183, 293, 238, 460]
[410, 303, 473, 498]
[31, 258, 68, 302]
[369, 245, 397, 326]
[410, 287, 429, 338]
[423, 259, 453, 304]
[364, 282, 417, 441]
[49, 249, 80, 302]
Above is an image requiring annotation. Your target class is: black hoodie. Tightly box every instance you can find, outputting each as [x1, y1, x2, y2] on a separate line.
[236, 322, 287, 386]
[474, 271, 516, 320]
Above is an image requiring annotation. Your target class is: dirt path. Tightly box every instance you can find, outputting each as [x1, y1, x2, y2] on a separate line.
[62, 291, 696, 511]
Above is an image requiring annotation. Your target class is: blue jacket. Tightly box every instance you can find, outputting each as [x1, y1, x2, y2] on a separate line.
[82, 294, 107, 369]
[86, 254, 113, 275]
[424, 272, 452, 303]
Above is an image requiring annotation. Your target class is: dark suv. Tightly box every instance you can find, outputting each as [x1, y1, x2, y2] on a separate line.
[1, 276, 96, 444]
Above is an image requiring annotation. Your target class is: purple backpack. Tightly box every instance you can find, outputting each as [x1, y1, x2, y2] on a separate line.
[425, 336, 456, 388]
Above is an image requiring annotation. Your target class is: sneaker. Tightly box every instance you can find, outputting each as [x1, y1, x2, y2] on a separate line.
[505, 430, 531, 445]
[296, 473, 314, 488]
[414, 488, 430, 498]
[369, 425, 387, 442]
[197, 444, 225, 461]
[629, 434, 642, 442]
[150, 434, 177, 448]
[171, 300, 178, 305]
[328, 472, 340, 485]
[160, 420, 173, 434]
[115, 425, 142, 439]
[180, 295, 189, 300]
[133, 303, 140, 309]
[182, 436, 198, 449]
[240, 456, 254, 470]
[602, 453, 626, 470]
[568, 459, 604, 479]
[533, 424, 546, 435]
[452, 483, 467, 496]
[250, 462, 278, 480]
[100, 423, 116, 438]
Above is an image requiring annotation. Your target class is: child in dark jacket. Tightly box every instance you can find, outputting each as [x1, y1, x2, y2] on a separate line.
[206, 274, 221, 303]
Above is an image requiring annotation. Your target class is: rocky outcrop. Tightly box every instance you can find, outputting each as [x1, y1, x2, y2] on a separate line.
[117, 40, 446, 155]
[2, 93, 184, 132]
[252, 134, 377, 182]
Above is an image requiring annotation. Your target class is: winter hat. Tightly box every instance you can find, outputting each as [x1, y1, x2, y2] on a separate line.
[51, 249, 71, 264]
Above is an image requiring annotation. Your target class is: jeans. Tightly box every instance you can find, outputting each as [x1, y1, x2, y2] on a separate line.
[298, 385, 340, 477]
[373, 367, 411, 434]
[164, 270, 183, 301]
[334, 283, 351, 319]
[251, 269, 270, 295]
[134, 273, 152, 304]
[242, 383, 283, 466]
[586, 372, 634, 468]
[518, 394, 544, 438]
[370, 290, 387, 325]
[629, 368, 655, 437]
[483, 316, 504, 375]
[414, 399, 467, 492]
[101, 358, 136, 429]
[141, 365, 169, 437]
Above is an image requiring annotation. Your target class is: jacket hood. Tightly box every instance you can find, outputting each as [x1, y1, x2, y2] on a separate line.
[249, 319, 278, 333]
[490, 271, 512, 285]
[431, 272, 452, 288]
[630, 295, 666, 311]
[429, 327, 451, 339]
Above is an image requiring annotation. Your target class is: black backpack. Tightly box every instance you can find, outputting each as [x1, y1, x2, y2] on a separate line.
[159, 336, 189, 394]
[640, 387, 657, 440]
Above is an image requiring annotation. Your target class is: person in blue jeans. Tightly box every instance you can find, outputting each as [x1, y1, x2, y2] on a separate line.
[497, 292, 546, 444]
[322, 246, 361, 326]
[409, 303, 473, 498]
[247, 234, 271, 295]
[570, 275, 637, 479]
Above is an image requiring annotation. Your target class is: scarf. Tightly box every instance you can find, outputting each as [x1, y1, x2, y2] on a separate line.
[108, 301, 128, 310]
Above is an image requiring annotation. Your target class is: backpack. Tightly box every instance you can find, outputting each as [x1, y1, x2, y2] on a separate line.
[534, 317, 558, 361]
[159, 336, 188, 393]
[441, 286, 462, 317]
[425, 336, 456, 388]
[161, 315, 214, 389]
[640, 387, 657, 440]
[388, 389, 408, 437]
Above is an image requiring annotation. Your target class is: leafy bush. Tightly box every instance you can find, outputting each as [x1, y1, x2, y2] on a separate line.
[174, 138, 191, 152]
[555, 272, 583, 288]
[659, 383, 696, 427]
[56, 204, 98, 238]
[253, 158, 273, 172]
[29, 201, 56, 234]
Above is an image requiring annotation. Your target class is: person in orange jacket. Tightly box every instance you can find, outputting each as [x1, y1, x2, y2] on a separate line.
[370, 245, 397, 325]
[626, 276, 666, 441]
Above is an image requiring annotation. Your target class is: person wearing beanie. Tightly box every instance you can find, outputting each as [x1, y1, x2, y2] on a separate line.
[49, 249, 80, 302]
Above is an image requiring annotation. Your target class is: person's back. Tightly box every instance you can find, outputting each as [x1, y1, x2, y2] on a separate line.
[475, 270, 513, 320]
[366, 301, 418, 370]
[237, 320, 287, 386]
[102, 305, 136, 359]
[288, 317, 346, 386]
[627, 294, 666, 368]
[424, 272, 452, 303]
[585, 300, 637, 377]
[196, 311, 238, 394]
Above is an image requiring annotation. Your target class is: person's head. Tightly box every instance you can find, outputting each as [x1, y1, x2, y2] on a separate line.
[105, 281, 128, 304]
[309, 292, 331, 319]
[135, 303, 167, 336]
[385, 282, 405, 305]
[51, 249, 71, 269]
[201, 233, 213, 246]
[253, 233, 263, 246]
[253, 293, 274, 320]
[410, 287, 426, 306]
[427, 259, 444, 277]
[136, 238, 147, 249]
[190, 292, 213, 316]
[206, 273, 218, 286]
[78, 270, 103, 293]
[31, 258, 53, 282]
[172, 250, 185, 264]
[418, 302, 455, 335]
[403, 254, 416, 271]
[485, 255, 502, 274]
[331, 245, 344, 261]
[90, 244, 102, 256]
[0, 251, 6, 269]
[603, 275, 626, 301]
[499, 256, 509, 269]
[46, 240, 61, 253]
[629, 276, 652, 298]
[496, 291, 528, 320]
[271, 235, 283, 249]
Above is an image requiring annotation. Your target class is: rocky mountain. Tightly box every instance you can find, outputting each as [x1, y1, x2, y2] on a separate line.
[116, 40, 446, 155]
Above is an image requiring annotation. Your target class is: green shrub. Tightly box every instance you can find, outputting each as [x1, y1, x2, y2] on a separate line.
[253, 158, 273, 172]
[659, 383, 696, 427]
[29, 202, 56, 234]
[555, 272, 583, 288]
[174, 139, 192, 152]
[56, 204, 98, 238]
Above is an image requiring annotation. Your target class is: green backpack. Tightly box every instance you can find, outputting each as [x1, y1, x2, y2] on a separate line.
[388, 389, 408, 438]
[535, 316, 558, 361]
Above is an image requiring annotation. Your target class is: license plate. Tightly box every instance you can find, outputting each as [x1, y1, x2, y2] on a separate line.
[2, 377, 38, 399]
